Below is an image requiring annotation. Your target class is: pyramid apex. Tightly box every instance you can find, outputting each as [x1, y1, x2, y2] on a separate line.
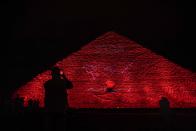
[102, 31, 120, 35]
[93, 31, 135, 44]
[97, 31, 124, 39]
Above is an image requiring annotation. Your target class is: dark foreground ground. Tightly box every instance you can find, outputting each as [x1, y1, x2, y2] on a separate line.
[1, 108, 196, 131]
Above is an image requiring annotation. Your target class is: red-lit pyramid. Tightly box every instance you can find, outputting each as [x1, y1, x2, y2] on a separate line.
[13, 32, 196, 108]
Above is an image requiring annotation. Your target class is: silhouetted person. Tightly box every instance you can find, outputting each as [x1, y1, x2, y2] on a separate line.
[27, 99, 40, 112]
[44, 67, 73, 131]
[159, 97, 170, 113]
[13, 94, 24, 113]
[159, 97, 172, 130]
[44, 67, 73, 113]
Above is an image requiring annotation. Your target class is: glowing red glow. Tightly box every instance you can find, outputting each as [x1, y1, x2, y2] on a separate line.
[13, 32, 196, 108]
[105, 80, 115, 88]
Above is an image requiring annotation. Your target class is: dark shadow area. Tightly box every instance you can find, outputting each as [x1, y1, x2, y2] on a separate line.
[1, 105, 196, 131]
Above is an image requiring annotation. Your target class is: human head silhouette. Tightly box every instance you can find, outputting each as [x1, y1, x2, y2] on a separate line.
[161, 97, 168, 101]
[160, 96, 170, 109]
[51, 66, 61, 79]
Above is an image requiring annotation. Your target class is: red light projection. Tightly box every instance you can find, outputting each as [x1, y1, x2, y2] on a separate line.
[13, 32, 196, 108]
[105, 80, 115, 88]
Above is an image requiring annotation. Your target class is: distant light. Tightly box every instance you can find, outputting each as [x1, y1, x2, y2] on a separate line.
[105, 80, 115, 88]
[60, 70, 64, 75]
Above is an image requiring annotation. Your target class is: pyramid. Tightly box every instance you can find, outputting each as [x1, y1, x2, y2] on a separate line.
[13, 32, 196, 108]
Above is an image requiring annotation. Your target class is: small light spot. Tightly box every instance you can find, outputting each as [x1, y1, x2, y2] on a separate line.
[105, 80, 115, 88]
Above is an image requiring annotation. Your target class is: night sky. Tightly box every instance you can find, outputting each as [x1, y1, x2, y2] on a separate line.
[0, 0, 195, 100]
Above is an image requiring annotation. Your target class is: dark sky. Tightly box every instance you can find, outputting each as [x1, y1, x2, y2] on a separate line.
[0, 0, 195, 98]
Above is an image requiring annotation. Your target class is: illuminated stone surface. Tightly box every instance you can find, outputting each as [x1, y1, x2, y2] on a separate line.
[13, 32, 196, 108]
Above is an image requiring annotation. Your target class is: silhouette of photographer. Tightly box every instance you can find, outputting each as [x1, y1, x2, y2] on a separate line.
[44, 66, 73, 113]
[159, 97, 173, 130]
[44, 67, 73, 131]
